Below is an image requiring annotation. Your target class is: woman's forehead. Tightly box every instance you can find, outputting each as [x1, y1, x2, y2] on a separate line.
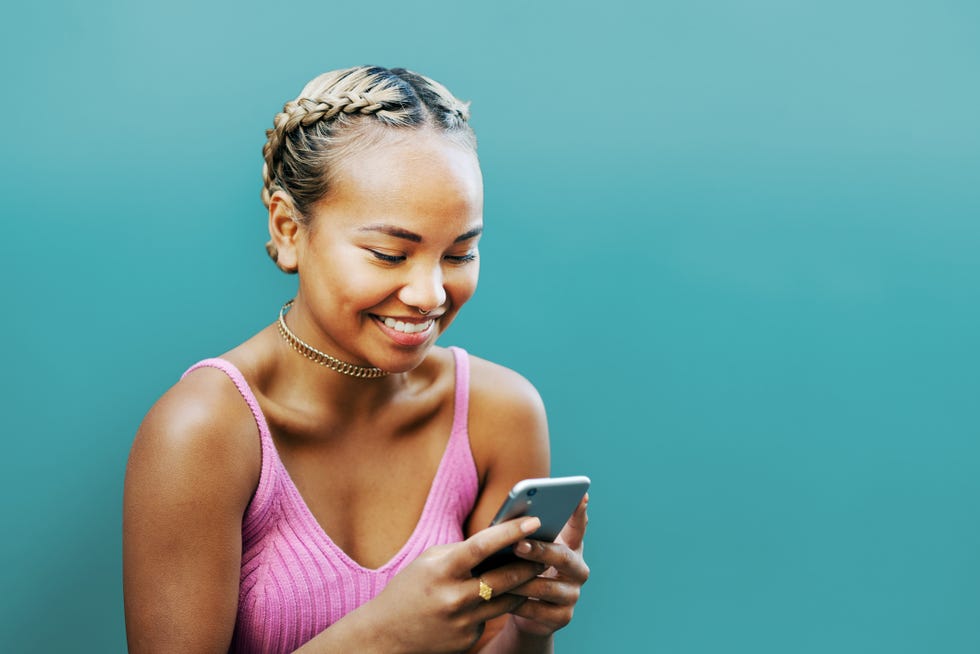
[320, 130, 483, 219]
[337, 128, 480, 185]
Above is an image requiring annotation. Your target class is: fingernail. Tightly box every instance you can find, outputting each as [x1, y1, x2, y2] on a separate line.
[520, 517, 541, 534]
[516, 540, 532, 554]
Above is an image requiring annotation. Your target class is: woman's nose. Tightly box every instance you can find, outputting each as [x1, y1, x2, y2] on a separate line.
[399, 262, 447, 313]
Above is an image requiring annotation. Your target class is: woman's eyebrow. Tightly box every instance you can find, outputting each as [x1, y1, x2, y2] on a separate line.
[454, 227, 483, 243]
[357, 224, 483, 243]
[358, 224, 422, 242]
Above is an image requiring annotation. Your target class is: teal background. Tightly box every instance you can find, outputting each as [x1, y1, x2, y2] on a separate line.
[2, 0, 978, 651]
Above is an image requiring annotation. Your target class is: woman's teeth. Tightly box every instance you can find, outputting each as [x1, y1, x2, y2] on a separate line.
[382, 317, 433, 334]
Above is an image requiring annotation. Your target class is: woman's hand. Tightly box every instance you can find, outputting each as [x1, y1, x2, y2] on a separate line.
[359, 516, 547, 654]
[506, 494, 590, 637]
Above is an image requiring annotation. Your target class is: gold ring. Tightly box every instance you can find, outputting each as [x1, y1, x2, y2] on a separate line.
[478, 578, 493, 601]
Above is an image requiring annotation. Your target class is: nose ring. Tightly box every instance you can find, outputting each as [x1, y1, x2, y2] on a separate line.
[417, 308, 430, 315]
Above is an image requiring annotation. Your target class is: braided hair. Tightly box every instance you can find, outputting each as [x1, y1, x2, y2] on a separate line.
[261, 66, 476, 272]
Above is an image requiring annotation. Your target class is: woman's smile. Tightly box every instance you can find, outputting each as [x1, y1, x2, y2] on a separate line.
[370, 313, 439, 346]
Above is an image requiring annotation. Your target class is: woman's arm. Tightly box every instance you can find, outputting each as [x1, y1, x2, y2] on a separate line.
[123, 368, 261, 652]
[465, 357, 552, 537]
[463, 357, 590, 653]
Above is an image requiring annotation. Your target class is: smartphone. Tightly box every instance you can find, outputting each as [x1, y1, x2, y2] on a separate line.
[472, 475, 590, 575]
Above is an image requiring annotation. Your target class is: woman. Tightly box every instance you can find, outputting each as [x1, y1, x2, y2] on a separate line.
[123, 65, 589, 653]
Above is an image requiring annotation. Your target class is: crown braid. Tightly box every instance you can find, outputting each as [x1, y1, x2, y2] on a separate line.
[260, 67, 475, 270]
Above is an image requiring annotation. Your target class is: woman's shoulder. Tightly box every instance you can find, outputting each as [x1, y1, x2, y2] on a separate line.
[141, 360, 260, 445]
[463, 351, 550, 477]
[465, 352, 546, 419]
[128, 360, 262, 507]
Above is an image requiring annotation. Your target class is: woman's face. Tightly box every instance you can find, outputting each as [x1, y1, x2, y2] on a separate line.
[290, 128, 483, 374]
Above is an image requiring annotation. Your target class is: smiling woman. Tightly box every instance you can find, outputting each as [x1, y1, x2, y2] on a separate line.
[122, 66, 589, 654]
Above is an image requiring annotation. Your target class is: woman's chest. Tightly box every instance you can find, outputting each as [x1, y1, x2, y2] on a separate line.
[267, 395, 455, 569]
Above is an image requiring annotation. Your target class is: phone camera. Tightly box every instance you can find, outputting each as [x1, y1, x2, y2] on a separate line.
[527, 488, 537, 497]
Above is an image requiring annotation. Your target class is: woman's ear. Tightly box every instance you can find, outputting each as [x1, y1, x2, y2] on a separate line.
[268, 191, 300, 273]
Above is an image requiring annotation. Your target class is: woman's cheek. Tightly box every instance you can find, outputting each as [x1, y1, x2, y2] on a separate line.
[450, 270, 479, 312]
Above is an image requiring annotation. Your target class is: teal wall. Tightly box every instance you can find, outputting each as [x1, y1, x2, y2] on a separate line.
[2, 1, 978, 651]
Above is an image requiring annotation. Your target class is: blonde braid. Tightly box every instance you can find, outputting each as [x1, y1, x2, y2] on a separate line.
[261, 95, 386, 210]
[261, 71, 416, 208]
[260, 66, 476, 270]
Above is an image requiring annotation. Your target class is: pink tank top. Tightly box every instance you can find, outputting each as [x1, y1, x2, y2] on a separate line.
[181, 346, 479, 654]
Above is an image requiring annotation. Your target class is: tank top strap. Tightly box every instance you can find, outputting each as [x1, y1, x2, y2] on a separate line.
[180, 358, 279, 520]
[182, 359, 270, 438]
[448, 346, 470, 437]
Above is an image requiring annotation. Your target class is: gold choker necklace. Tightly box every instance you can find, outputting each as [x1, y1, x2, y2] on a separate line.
[277, 300, 389, 379]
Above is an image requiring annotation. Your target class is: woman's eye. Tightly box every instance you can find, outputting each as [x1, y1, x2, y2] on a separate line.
[368, 249, 406, 264]
[445, 252, 478, 264]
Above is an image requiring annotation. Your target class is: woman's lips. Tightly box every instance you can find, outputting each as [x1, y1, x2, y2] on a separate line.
[371, 314, 437, 346]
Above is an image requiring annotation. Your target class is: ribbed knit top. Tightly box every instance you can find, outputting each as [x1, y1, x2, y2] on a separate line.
[181, 346, 479, 654]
